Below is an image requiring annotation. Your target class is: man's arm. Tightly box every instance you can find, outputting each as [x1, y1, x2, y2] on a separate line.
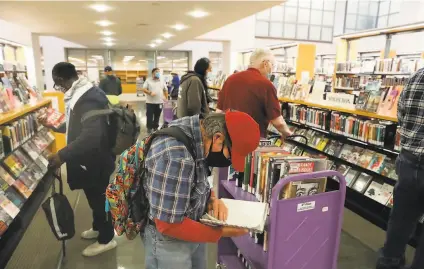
[58, 101, 106, 163]
[270, 115, 292, 137]
[142, 81, 153, 96]
[51, 123, 66, 134]
[117, 78, 122, 95]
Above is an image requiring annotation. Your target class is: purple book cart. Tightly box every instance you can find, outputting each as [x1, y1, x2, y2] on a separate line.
[217, 168, 346, 269]
[163, 100, 177, 124]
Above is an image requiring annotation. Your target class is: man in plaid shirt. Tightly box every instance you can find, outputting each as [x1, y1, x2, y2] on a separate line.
[142, 111, 260, 269]
[377, 69, 424, 269]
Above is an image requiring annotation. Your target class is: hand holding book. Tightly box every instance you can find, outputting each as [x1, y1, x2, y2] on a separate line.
[207, 198, 228, 221]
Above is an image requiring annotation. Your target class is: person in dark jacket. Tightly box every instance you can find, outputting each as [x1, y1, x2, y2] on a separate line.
[99, 66, 122, 95]
[176, 58, 212, 118]
[41, 62, 116, 257]
[170, 71, 180, 100]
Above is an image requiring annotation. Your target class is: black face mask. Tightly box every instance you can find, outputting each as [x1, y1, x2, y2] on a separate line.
[206, 140, 232, 167]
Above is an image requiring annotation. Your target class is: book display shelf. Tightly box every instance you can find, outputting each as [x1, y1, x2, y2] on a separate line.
[115, 70, 148, 94]
[274, 24, 424, 248]
[0, 99, 59, 268]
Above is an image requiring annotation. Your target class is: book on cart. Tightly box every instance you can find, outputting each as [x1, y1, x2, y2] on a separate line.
[200, 199, 269, 233]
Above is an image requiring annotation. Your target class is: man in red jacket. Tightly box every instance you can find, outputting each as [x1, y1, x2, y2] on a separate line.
[217, 48, 292, 139]
[143, 111, 260, 269]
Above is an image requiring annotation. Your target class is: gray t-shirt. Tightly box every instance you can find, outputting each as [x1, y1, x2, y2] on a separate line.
[143, 78, 166, 104]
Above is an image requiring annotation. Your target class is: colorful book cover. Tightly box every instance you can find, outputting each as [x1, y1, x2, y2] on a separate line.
[357, 149, 375, 168]
[347, 146, 365, 164]
[280, 178, 327, 199]
[0, 194, 19, 218]
[365, 181, 393, 205]
[21, 143, 39, 161]
[0, 207, 13, 236]
[324, 140, 344, 156]
[368, 153, 386, 173]
[4, 188, 25, 209]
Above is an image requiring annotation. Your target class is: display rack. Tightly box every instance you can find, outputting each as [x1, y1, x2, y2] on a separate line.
[0, 99, 59, 268]
[114, 70, 148, 94]
[217, 167, 346, 269]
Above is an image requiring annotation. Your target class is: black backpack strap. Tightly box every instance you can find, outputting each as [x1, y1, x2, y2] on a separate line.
[144, 126, 196, 161]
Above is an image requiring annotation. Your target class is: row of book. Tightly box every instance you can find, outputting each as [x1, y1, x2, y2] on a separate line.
[285, 125, 398, 180]
[336, 59, 424, 74]
[332, 163, 393, 207]
[335, 76, 361, 89]
[355, 83, 403, 117]
[0, 73, 43, 113]
[210, 71, 227, 89]
[330, 112, 396, 147]
[0, 112, 42, 157]
[0, 129, 54, 237]
[287, 104, 328, 130]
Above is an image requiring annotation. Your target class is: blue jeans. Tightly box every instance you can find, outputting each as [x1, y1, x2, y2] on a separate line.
[142, 224, 207, 269]
[376, 150, 424, 269]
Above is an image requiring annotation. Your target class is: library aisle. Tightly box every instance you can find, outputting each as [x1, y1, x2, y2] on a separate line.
[52, 104, 376, 269]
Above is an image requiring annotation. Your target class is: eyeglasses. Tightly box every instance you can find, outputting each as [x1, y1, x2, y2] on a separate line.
[53, 83, 67, 92]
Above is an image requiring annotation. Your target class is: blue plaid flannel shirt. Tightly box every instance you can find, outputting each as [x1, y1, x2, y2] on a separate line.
[398, 68, 424, 156]
[144, 115, 211, 223]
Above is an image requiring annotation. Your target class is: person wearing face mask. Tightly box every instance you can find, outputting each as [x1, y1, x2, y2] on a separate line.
[216, 48, 292, 139]
[39, 62, 116, 256]
[99, 66, 122, 96]
[142, 111, 260, 269]
[177, 57, 212, 118]
[142, 67, 169, 134]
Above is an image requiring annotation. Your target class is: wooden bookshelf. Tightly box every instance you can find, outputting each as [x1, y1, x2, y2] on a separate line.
[0, 99, 50, 125]
[278, 97, 398, 122]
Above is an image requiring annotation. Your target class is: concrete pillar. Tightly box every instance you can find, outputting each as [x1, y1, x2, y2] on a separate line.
[30, 33, 44, 91]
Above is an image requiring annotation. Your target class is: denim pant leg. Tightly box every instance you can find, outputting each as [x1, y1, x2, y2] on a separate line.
[377, 153, 424, 269]
[142, 224, 206, 269]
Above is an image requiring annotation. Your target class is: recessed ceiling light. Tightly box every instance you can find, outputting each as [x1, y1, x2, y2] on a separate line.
[95, 20, 114, 27]
[157, 56, 166, 60]
[149, 43, 157, 48]
[104, 42, 114, 47]
[162, 32, 174, 39]
[89, 4, 112, 13]
[100, 30, 114, 36]
[101, 37, 115, 42]
[171, 24, 187, 31]
[154, 39, 164, 44]
[188, 10, 209, 18]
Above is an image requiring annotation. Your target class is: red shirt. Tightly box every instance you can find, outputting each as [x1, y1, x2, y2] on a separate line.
[217, 68, 281, 137]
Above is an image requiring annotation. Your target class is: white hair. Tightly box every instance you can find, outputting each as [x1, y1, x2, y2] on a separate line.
[249, 48, 274, 67]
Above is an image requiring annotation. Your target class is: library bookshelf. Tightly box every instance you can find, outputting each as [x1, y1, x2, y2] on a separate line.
[0, 99, 59, 268]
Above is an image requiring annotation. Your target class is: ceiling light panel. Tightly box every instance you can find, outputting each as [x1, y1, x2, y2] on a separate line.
[149, 44, 157, 48]
[100, 30, 114, 36]
[154, 39, 164, 44]
[171, 24, 187, 31]
[101, 37, 115, 42]
[188, 10, 209, 18]
[104, 42, 114, 47]
[95, 20, 114, 27]
[162, 33, 174, 39]
[89, 4, 112, 13]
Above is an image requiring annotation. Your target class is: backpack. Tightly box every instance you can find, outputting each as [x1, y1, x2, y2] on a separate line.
[42, 169, 75, 241]
[105, 126, 196, 240]
[82, 103, 140, 155]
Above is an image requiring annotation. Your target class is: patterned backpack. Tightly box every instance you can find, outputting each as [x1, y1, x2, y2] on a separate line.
[105, 126, 196, 240]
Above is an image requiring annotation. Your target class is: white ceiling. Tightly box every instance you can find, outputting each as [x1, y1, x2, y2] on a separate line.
[0, 1, 278, 49]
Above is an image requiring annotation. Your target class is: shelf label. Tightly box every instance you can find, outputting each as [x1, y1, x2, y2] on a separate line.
[259, 139, 273, 147]
[297, 201, 316, 212]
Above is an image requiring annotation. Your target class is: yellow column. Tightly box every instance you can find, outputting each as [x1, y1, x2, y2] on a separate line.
[295, 43, 316, 81]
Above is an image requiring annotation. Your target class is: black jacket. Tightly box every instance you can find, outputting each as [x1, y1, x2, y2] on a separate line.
[99, 75, 122, 96]
[58, 86, 115, 190]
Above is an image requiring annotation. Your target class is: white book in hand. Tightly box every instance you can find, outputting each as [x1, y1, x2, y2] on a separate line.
[200, 198, 269, 233]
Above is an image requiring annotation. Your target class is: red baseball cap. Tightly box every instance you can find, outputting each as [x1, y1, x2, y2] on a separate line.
[225, 110, 260, 172]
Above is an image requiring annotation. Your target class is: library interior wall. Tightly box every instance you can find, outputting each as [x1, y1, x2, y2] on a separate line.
[39, 36, 86, 90]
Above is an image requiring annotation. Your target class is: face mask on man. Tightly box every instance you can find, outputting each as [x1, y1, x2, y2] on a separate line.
[155, 72, 160, 79]
[206, 139, 232, 167]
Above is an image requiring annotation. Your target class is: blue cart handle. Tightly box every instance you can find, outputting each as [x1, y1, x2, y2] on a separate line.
[271, 170, 346, 202]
